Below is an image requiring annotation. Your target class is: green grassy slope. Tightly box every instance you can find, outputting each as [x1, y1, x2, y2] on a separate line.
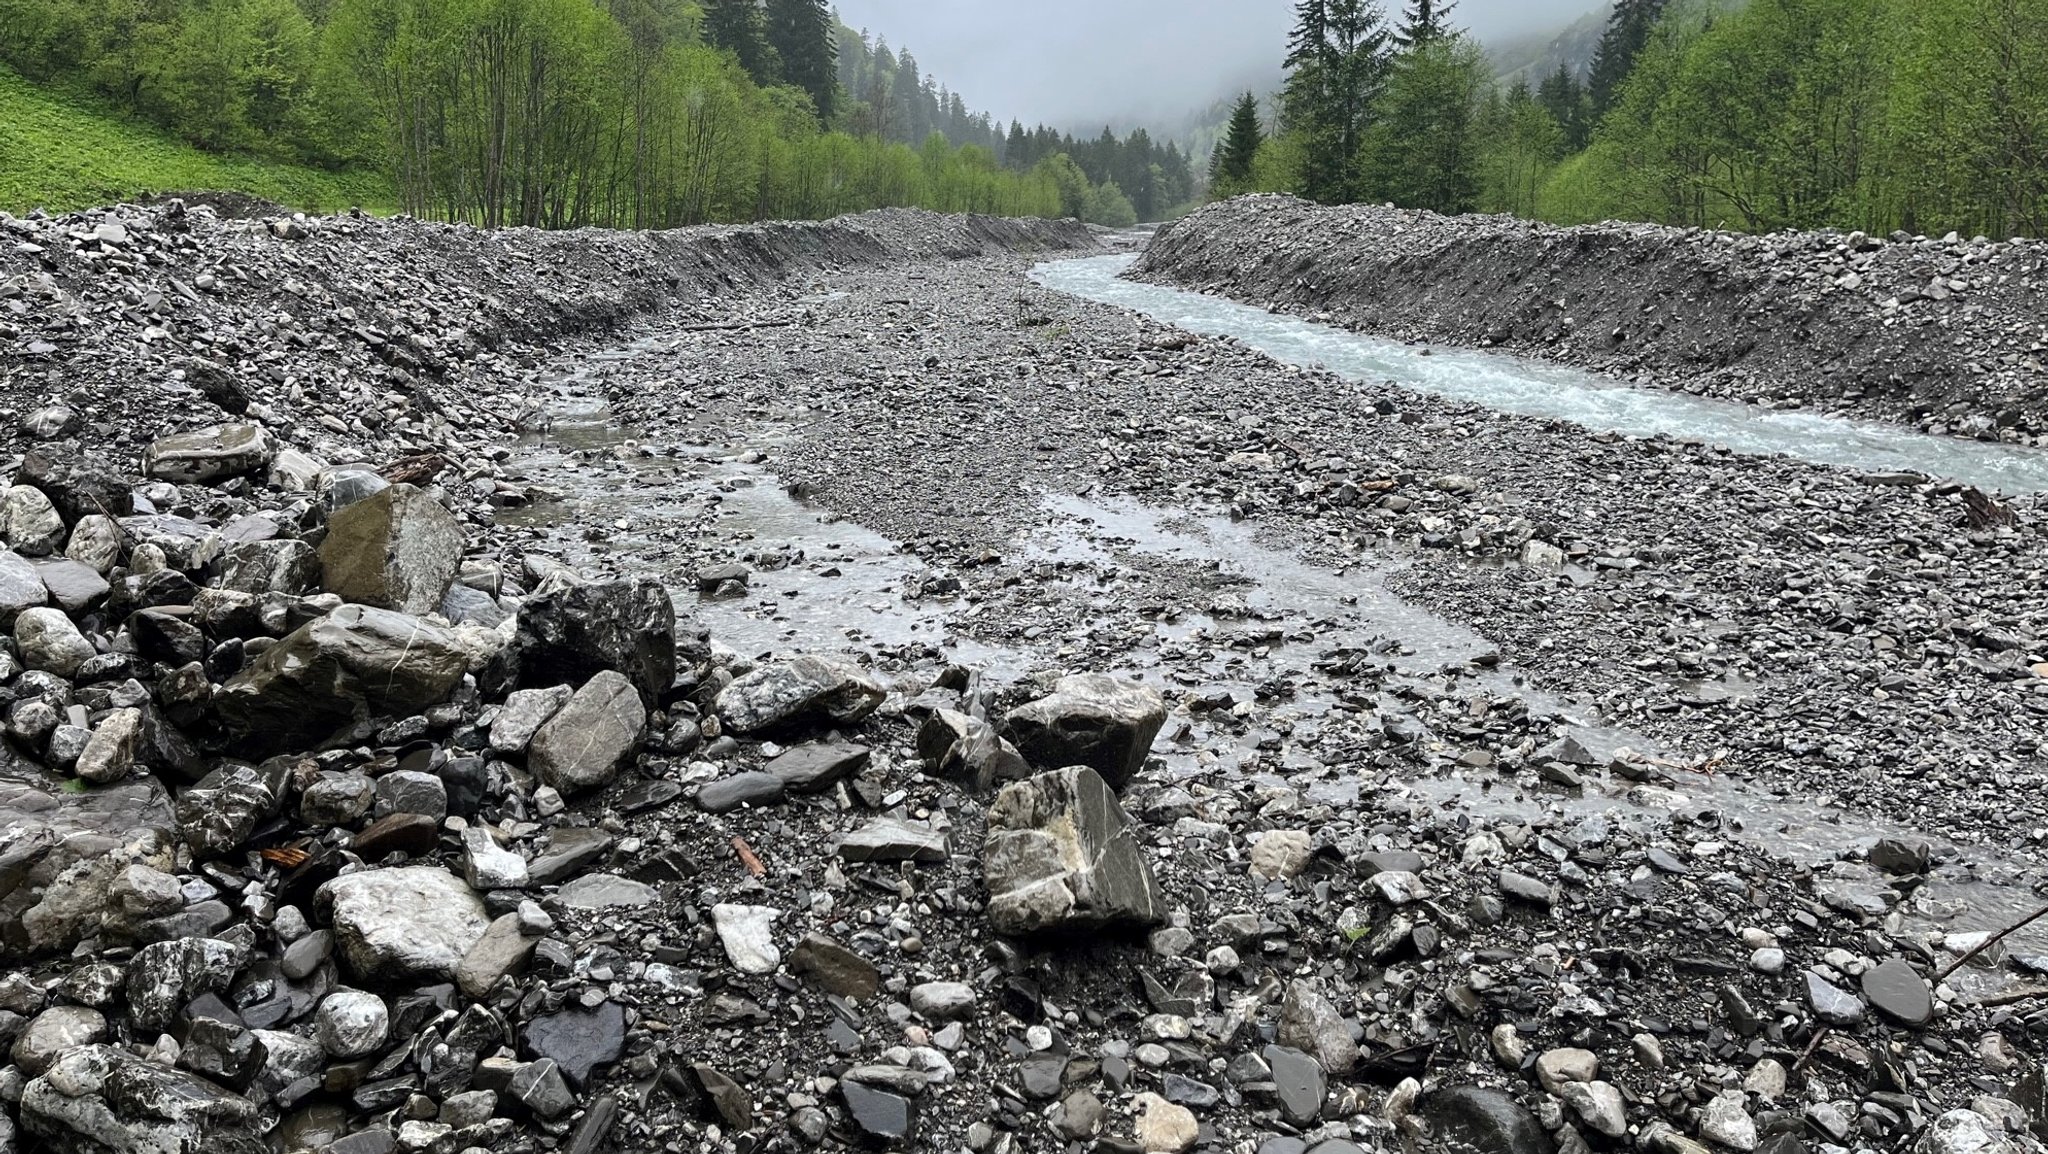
[0, 65, 391, 215]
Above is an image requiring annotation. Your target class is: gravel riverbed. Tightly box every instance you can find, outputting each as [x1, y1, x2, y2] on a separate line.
[0, 201, 2044, 1154]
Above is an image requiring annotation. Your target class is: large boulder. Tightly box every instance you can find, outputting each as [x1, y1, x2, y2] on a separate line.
[318, 866, 491, 981]
[15, 606, 94, 676]
[919, 709, 1031, 794]
[175, 761, 290, 860]
[1, 484, 66, 556]
[983, 766, 1164, 935]
[1004, 674, 1167, 790]
[216, 539, 319, 597]
[21, 1045, 267, 1154]
[716, 655, 885, 735]
[215, 606, 469, 753]
[125, 937, 248, 1031]
[142, 424, 276, 485]
[319, 483, 465, 615]
[527, 671, 647, 795]
[512, 576, 686, 704]
[17, 448, 134, 524]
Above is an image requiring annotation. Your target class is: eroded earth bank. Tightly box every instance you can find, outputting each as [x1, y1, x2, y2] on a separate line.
[0, 198, 2045, 1154]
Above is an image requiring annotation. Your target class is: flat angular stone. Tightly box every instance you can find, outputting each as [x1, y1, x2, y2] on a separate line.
[767, 741, 870, 793]
[695, 771, 785, 814]
[786, 933, 880, 999]
[1862, 957, 1933, 1027]
[839, 817, 949, 864]
[1004, 673, 1167, 790]
[143, 423, 276, 484]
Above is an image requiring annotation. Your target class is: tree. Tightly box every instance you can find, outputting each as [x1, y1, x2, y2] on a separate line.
[703, 0, 778, 85]
[1359, 32, 1487, 212]
[1037, 153, 1091, 219]
[1281, 0, 1393, 203]
[1212, 91, 1265, 196]
[1395, 0, 1457, 47]
[1588, 0, 1668, 118]
[765, 0, 836, 124]
[1537, 61, 1591, 149]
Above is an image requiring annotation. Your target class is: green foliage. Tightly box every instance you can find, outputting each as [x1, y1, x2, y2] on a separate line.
[1, 0, 1072, 227]
[1359, 33, 1487, 212]
[1084, 179, 1139, 227]
[0, 63, 389, 213]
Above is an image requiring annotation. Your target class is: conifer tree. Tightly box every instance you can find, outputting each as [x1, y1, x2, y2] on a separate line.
[1394, 0, 1457, 47]
[703, 0, 777, 86]
[1214, 92, 1265, 194]
[1588, 0, 1668, 117]
[1281, 0, 1392, 203]
[765, 0, 838, 123]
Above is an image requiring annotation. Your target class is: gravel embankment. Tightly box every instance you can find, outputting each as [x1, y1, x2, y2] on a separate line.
[1132, 195, 2048, 441]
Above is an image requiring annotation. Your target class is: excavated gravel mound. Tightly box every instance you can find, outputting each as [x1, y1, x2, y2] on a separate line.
[1133, 195, 2048, 440]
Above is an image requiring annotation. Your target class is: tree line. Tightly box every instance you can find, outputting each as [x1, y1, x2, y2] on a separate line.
[1213, 0, 2048, 239]
[0, 0, 1167, 228]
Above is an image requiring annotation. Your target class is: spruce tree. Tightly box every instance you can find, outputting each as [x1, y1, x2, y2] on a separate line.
[1394, 0, 1456, 47]
[765, 0, 838, 124]
[1214, 92, 1265, 194]
[703, 0, 777, 86]
[1588, 0, 1667, 117]
[1537, 60, 1590, 149]
[1281, 0, 1392, 203]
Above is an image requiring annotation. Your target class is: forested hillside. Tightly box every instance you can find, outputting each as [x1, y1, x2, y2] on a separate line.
[1221, 0, 2048, 240]
[0, 0, 1158, 226]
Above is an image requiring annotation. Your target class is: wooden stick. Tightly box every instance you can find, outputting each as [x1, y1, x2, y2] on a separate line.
[731, 836, 765, 878]
[1934, 903, 2048, 984]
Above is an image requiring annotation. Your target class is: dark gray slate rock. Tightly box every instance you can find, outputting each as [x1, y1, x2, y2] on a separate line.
[521, 1001, 626, 1089]
[22, 1044, 267, 1154]
[513, 577, 686, 705]
[715, 655, 885, 734]
[1862, 957, 1933, 1027]
[840, 1079, 918, 1144]
[695, 772, 786, 814]
[767, 741, 870, 794]
[215, 606, 469, 755]
[1415, 1085, 1555, 1154]
[215, 540, 319, 597]
[983, 765, 1164, 935]
[125, 937, 249, 1032]
[1003, 673, 1167, 790]
[175, 761, 286, 860]
[1264, 1044, 1325, 1126]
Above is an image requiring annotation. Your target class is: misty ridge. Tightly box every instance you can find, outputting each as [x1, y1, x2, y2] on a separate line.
[830, 0, 1604, 130]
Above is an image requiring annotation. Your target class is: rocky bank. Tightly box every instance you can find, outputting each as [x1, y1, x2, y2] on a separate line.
[0, 196, 2044, 1154]
[1131, 195, 2048, 442]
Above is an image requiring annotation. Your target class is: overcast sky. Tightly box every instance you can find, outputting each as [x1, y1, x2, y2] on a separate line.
[832, 0, 1602, 130]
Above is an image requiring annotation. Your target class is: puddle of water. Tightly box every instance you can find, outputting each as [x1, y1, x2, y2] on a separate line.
[1033, 254, 2048, 494]
[498, 376, 1020, 672]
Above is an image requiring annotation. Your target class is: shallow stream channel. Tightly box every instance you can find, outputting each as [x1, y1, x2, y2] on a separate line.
[498, 262, 2048, 972]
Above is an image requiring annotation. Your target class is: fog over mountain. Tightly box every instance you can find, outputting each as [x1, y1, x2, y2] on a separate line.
[831, 0, 1603, 130]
